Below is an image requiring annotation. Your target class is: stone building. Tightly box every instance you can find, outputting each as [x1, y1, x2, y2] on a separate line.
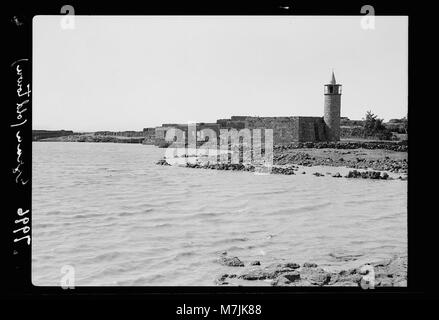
[152, 72, 342, 146]
[142, 127, 156, 144]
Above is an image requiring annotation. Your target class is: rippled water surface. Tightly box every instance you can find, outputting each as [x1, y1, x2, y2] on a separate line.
[32, 142, 407, 286]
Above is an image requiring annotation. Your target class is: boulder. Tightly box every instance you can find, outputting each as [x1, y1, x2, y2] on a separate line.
[277, 262, 300, 269]
[218, 256, 244, 267]
[303, 262, 318, 268]
[283, 271, 301, 282]
[300, 267, 332, 286]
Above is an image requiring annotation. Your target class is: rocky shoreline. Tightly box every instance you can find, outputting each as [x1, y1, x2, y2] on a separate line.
[215, 253, 407, 287]
[37, 134, 145, 143]
[156, 146, 408, 180]
[274, 150, 407, 174]
[274, 141, 408, 152]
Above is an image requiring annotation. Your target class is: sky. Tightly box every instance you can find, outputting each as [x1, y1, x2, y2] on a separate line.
[33, 16, 408, 132]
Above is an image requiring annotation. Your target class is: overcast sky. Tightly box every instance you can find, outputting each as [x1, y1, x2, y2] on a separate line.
[33, 16, 407, 131]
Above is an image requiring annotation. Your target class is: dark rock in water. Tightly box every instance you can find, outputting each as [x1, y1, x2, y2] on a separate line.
[219, 255, 407, 287]
[329, 269, 362, 286]
[332, 172, 342, 178]
[239, 269, 273, 280]
[272, 167, 296, 175]
[346, 170, 396, 180]
[302, 171, 306, 174]
[217, 274, 228, 281]
[271, 272, 301, 286]
[277, 262, 300, 269]
[300, 267, 332, 286]
[250, 261, 261, 266]
[313, 172, 324, 177]
[239, 264, 298, 280]
[156, 159, 170, 166]
[218, 256, 244, 267]
[303, 262, 318, 268]
[215, 273, 230, 285]
[215, 272, 239, 285]
[283, 271, 301, 282]
[271, 277, 292, 286]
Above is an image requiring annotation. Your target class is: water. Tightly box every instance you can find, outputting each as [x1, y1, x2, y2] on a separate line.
[32, 142, 407, 286]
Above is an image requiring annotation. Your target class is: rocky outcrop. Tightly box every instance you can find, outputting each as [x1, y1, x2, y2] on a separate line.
[186, 162, 254, 172]
[34, 131, 146, 143]
[274, 141, 408, 152]
[346, 170, 390, 180]
[271, 166, 297, 175]
[215, 255, 407, 287]
[218, 256, 245, 267]
[76, 135, 144, 143]
[156, 159, 171, 166]
[274, 151, 408, 174]
[32, 130, 75, 141]
[156, 157, 406, 181]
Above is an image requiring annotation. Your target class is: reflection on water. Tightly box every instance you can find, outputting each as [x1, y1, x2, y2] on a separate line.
[32, 142, 407, 286]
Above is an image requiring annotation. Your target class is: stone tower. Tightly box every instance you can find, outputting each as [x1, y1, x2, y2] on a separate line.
[324, 71, 342, 141]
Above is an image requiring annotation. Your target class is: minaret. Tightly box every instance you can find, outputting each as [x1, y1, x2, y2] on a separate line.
[323, 71, 342, 141]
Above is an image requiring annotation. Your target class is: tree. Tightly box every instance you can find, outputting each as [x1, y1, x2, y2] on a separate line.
[401, 116, 408, 134]
[362, 111, 392, 140]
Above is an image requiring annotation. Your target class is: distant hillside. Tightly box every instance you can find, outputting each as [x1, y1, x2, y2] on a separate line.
[32, 130, 75, 141]
[33, 130, 145, 143]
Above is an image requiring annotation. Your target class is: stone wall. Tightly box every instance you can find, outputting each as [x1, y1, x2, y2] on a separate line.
[217, 119, 246, 130]
[154, 114, 335, 147]
[143, 127, 156, 145]
[154, 126, 172, 147]
[154, 123, 222, 147]
[245, 117, 300, 144]
[298, 117, 327, 142]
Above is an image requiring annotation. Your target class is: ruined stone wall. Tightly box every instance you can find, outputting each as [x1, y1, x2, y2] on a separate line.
[154, 115, 332, 147]
[245, 117, 300, 145]
[297, 117, 327, 142]
[143, 127, 156, 144]
[217, 119, 246, 130]
[154, 123, 222, 146]
[216, 116, 327, 144]
[154, 126, 171, 147]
